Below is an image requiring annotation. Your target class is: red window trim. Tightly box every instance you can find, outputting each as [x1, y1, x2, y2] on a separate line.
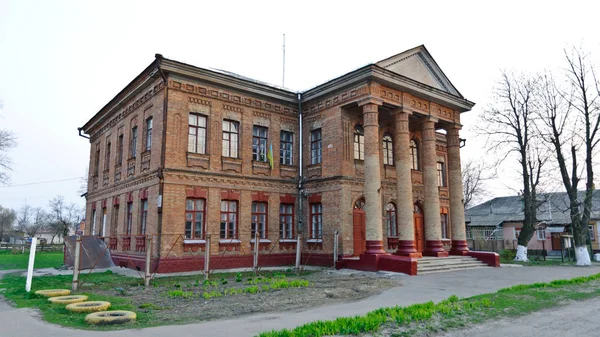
[185, 198, 206, 240]
[251, 201, 268, 239]
[251, 191, 269, 202]
[308, 194, 321, 204]
[221, 190, 240, 200]
[280, 194, 296, 204]
[91, 202, 97, 211]
[140, 199, 148, 235]
[279, 203, 295, 239]
[140, 189, 149, 200]
[127, 191, 134, 203]
[220, 200, 238, 239]
[126, 202, 133, 235]
[113, 196, 120, 206]
[186, 187, 208, 199]
[309, 202, 323, 239]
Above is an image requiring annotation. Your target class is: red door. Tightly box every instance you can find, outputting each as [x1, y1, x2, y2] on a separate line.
[353, 209, 366, 256]
[414, 204, 425, 253]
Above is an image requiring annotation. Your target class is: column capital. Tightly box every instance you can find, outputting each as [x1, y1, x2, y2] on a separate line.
[390, 107, 413, 116]
[421, 115, 439, 124]
[445, 123, 463, 132]
[357, 97, 384, 108]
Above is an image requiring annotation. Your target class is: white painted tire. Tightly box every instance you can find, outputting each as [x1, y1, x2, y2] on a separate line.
[35, 289, 71, 297]
[66, 301, 111, 313]
[48, 295, 88, 304]
[85, 311, 136, 325]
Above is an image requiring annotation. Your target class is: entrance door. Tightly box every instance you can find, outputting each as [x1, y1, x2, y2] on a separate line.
[551, 233, 561, 250]
[414, 204, 425, 253]
[353, 199, 366, 256]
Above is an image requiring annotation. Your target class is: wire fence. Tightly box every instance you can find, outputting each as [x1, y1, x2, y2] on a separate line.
[70, 229, 341, 289]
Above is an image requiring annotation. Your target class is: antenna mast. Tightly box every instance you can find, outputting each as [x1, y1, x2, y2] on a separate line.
[282, 33, 286, 87]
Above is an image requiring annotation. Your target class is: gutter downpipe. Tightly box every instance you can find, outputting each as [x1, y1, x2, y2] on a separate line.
[297, 92, 303, 235]
[77, 127, 90, 139]
[156, 54, 168, 266]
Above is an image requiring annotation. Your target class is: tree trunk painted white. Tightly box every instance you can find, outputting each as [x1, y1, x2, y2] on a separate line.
[575, 246, 591, 266]
[514, 245, 529, 262]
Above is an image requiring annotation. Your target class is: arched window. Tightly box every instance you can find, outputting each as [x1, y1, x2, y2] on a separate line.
[383, 134, 394, 165]
[354, 125, 364, 160]
[386, 203, 397, 237]
[410, 139, 419, 170]
[354, 198, 365, 210]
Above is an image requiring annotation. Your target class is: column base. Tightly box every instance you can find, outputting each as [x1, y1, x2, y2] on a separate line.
[394, 240, 422, 258]
[364, 240, 386, 255]
[424, 240, 449, 257]
[450, 240, 470, 256]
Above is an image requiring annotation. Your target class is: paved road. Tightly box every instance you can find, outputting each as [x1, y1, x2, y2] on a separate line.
[2, 266, 600, 337]
[440, 296, 600, 337]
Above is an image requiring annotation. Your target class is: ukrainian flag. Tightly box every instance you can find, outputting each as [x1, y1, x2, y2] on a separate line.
[268, 143, 274, 168]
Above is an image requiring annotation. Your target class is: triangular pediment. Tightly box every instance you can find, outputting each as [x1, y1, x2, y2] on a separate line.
[376, 45, 461, 97]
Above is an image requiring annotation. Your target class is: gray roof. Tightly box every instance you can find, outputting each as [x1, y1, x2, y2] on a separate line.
[465, 190, 600, 227]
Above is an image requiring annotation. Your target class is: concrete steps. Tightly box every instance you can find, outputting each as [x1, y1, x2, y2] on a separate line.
[417, 256, 491, 275]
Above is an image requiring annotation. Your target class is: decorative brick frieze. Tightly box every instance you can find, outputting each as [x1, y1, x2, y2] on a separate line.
[252, 161, 271, 176]
[186, 152, 210, 170]
[280, 166, 298, 179]
[307, 164, 322, 178]
[127, 158, 136, 177]
[221, 157, 242, 173]
[141, 151, 151, 172]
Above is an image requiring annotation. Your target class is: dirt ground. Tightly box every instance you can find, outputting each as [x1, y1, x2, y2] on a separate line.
[95, 269, 403, 325]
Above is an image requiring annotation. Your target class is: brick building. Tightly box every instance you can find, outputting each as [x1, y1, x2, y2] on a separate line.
[79, 45, 486, 274]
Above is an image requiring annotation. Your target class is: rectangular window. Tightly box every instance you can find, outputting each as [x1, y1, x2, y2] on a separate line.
[117, 134, 124, 165]
[279, 204, 294, 239]
[104, 142, 111, 171]
[130, 126, 138, 158]
[145, 117, 153, 151]
[220, 200, 238, 239]
[280, 131, 293, 165]
[310, 203, 323, 239]
[590, 225, 596, 241]
[140, 200, 148, 234]
[252, 126, 268, 162]
[188, 114, 207, 154]
[251, 202, 268, 239]
[222, 120, 239, 158]
[126, 202, 133, 235]
[91, 209, 97, 235]
[94, 145, 100, 177]
[310, 129, 322, 165]
[437, 162, 446, 187]
[185, 199, 205, 239]
[441, 213, 448, 239]
[537, 228, 546, 241]
[112, 205, 119, 236]
[386, 204, 397, 237]
[101, 208, 107, 237]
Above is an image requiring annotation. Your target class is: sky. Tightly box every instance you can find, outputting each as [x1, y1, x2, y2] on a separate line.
[0, 0, 599, 212]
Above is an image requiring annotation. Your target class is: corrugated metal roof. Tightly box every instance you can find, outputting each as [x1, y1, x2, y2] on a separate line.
[465, 190, 600, 227]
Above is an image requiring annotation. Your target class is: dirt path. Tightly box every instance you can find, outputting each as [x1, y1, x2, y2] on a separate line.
[439, 297, 600, 337]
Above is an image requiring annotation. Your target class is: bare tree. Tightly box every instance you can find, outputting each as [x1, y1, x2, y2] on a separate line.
[538, 48, 600, 265]
[16, 204, 32, 233]
[462, 158, 494, 209]
[478, 71, 546, 261]
[0, 205, 16, 242]
[16, 205, 47, 237]
[48, 195, 81, 243]
[0, 102, 17, 185]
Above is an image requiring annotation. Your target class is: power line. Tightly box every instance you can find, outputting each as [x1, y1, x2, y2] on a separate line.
[0, 177, 81, 188]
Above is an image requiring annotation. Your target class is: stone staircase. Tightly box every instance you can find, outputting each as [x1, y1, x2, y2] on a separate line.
[417, 256, 491, 275]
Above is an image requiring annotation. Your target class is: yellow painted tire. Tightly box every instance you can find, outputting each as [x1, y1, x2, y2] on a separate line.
[48, 295, 88, 304]
[35, 289, 71, 297]
[66, 301, 111, 313]
[85, 310, 136, 325]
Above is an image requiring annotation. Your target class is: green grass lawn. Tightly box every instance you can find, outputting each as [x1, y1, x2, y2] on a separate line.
[258, 273, 600, 337]
[0, 251, 64, 270]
